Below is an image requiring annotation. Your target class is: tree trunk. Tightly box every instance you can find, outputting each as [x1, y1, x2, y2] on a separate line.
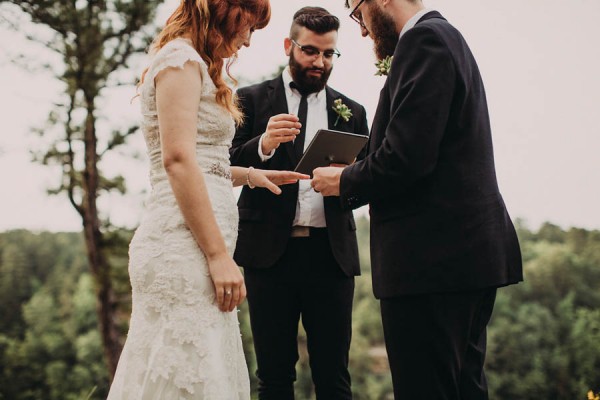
[7, 0, 164, 381]
[82, 101, 122, 378]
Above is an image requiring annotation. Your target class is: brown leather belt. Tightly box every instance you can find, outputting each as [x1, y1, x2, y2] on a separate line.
[290, 226, 328, 238]
[290, 226, 311, 238]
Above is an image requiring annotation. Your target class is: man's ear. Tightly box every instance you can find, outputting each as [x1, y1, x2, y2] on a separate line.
[284, 38, 292, 56]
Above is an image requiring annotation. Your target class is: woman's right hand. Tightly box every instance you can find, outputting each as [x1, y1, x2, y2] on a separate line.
[207, 252, 246, 312]
[249, 168, 310, 195]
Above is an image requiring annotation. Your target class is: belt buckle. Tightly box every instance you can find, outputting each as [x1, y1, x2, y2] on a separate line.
[291, 226, 310, 238]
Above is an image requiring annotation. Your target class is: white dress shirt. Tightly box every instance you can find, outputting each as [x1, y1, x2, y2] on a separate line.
[399, 8, 433, 38]
[258, 66, 328, 227]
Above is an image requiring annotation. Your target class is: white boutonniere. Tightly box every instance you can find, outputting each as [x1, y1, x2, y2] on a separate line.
[332, 98, 352, 126]
[375, 55, 393, 76]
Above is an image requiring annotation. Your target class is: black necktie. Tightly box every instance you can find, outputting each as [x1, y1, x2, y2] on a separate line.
[290, 82, 308, 162]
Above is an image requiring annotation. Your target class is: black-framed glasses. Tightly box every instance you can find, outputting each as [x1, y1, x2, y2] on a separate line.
[290, 39, 341, 60]
[349, 0, 367, 29]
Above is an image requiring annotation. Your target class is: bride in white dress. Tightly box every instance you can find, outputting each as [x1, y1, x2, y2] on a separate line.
[107, 1, 307, 398]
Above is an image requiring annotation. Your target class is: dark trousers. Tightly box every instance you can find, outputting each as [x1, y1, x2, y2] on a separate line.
[244, 228, 354, 400]
[380, 288, 497, 400]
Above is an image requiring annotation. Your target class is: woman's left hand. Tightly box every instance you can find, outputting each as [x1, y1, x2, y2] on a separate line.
[249, 168, 310, 195]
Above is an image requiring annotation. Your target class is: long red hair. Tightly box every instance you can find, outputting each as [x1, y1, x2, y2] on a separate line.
[141, 0, 271, 124]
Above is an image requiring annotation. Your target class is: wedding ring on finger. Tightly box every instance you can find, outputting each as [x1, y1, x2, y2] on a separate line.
[225, 289, 232, 296]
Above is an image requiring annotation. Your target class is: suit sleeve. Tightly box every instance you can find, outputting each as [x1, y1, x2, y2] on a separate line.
[229, 88, 266, 167]
[340, 26, 456, 209]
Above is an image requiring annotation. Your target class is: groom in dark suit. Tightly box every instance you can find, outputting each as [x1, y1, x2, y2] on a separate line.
[230, 7, 369, 399]
[312, 0, 523, 399]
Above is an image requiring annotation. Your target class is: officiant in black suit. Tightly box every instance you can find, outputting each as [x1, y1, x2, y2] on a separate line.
[229, 7, 369, 400]
[312, 0, 523, 399]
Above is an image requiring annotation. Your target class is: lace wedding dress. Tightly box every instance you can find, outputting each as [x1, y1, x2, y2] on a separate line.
[107, 38, 250, 400]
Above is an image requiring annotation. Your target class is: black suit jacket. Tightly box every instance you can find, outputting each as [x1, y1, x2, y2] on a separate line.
[230, 75, 369, 277]
[340, 12, 523, 297]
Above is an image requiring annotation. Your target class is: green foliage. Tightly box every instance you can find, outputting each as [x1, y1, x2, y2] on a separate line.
[486, 222, 600, 400]
[0, 231, 108, 399]
[1, 219, 599, 399]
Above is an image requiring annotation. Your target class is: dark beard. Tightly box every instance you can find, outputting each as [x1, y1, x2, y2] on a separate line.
[370, 5, 399, 60]
[289, 51, 332, 94]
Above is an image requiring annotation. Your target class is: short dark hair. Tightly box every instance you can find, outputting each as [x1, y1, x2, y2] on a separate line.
[290, 6, 340, 40]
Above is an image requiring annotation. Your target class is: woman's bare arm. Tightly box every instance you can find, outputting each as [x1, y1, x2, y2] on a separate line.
[156, 61, 244, 312]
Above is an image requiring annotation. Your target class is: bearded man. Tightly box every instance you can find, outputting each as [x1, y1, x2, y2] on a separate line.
[229, 6, 369, 400]
[312, 1, 523, 399]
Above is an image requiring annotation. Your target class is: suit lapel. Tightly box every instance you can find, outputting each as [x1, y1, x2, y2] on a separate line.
[267, 76, 297, 165]
[366, 11, 446, 155]
[325, 87, 338, 129]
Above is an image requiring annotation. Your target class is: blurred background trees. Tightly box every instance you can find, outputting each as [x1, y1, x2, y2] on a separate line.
[1, 220, 599, 399]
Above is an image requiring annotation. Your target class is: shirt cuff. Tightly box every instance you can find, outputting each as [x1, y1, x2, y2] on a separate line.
[258, 133, 276, 161]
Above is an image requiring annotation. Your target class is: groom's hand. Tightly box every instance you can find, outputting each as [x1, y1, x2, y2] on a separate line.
[261, 114, 302, 155]
[312, 166, 344, 196]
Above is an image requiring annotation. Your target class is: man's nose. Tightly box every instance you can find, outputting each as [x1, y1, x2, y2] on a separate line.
[361, 25, 369, 37]
[244, 32, 253, 47]
[312, 54, 325, 68]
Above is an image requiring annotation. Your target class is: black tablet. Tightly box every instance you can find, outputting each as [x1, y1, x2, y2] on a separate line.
[294, 129, 368, 176]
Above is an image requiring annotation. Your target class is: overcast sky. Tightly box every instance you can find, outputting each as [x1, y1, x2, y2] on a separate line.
[1, 0, 599, 232]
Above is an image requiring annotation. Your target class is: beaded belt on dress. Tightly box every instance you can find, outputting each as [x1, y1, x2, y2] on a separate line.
[205, 162, 232, 180]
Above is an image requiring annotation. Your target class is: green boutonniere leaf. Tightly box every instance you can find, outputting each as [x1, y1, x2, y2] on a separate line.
[375, 55, 394, 76]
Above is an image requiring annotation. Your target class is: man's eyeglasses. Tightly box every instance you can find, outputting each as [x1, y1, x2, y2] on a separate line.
[290, 39, 341, 60]
[349, 0, 367, 29]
